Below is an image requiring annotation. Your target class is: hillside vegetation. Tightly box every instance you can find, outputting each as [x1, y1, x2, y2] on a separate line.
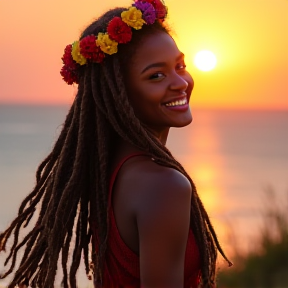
[217, 189, 288, 288]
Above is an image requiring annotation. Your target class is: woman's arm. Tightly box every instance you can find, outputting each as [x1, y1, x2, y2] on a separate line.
[135, 164, 192, 288]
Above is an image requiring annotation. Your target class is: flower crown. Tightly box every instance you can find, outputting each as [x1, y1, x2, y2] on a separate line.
[60, 0, 167, 85]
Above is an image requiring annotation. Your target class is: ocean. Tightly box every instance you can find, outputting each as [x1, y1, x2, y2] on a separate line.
[0, 105, 287, 285]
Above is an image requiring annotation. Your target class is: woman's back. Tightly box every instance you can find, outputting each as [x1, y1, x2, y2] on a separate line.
[94, 147, 201, 287]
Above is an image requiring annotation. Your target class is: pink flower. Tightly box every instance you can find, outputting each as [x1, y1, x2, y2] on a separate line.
[141, 0, 167, 20]
[133, 1, 156, 25]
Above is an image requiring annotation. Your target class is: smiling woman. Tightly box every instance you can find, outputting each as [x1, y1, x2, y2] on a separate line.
[0, 1, 231, 287]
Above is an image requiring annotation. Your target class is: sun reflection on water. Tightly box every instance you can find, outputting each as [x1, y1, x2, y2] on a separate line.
[168, 110, 233, 255]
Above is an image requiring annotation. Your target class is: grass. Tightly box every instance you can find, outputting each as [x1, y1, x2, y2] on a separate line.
[217, 188, 288, 288]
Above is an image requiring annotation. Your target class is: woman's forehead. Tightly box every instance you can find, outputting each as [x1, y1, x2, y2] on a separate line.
[130, 32, 181, 71]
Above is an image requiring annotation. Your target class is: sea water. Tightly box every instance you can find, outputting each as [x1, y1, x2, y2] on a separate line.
[0, 105, 287, 286]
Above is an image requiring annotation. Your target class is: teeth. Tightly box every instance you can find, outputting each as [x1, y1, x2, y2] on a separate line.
[165, 98, 187, 107]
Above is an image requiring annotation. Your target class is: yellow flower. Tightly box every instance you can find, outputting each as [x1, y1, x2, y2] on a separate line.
[71, 41, 87, 65]
[96, 33, 118, 55]
[121, 7, 146, 30]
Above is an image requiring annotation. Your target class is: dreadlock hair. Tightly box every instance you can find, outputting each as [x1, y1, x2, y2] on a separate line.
[0, 7, 232, 288]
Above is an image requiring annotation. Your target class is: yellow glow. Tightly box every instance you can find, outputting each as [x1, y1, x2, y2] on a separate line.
[0, 0, 287, 109]
[194, 50, 217, 71]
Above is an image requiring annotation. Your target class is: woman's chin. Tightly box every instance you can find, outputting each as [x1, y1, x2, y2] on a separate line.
[172, 111, 193, 128]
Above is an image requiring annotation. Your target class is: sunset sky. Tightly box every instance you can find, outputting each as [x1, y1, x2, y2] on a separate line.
[0, 0, 287, 109]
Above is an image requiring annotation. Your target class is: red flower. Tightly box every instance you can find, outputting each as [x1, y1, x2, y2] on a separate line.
[80, 35, 105, 63]
[60, 65, 79, 85]
[61, 44, 79, 84]
[107, 17, 132, 44]
[62, 44, 77, 69]
[141, 0, 167, 20]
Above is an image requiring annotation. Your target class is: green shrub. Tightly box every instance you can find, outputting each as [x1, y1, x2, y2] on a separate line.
[217, 189, 288, 288]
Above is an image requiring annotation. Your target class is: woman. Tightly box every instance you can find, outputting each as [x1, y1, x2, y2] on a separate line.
[0, 1, 231, 287]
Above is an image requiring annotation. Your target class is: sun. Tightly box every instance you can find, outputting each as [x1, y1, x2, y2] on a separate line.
[194, 50, 217, 72]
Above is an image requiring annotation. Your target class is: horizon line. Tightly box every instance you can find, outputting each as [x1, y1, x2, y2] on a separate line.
[1, 102, 287, 112]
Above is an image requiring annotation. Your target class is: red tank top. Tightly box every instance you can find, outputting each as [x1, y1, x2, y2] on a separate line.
[93, 153, 201, 288]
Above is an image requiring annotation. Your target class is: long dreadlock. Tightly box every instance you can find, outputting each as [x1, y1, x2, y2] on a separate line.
[0, 7, 232, 288]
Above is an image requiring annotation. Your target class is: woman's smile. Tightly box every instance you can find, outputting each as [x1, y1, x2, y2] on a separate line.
[163, 92, 189, 111]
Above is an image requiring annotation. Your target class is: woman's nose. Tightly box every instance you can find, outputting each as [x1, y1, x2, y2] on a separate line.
[169, 72, 189, 91]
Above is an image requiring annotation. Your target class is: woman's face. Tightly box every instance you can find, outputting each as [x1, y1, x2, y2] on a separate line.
[124, 31, 194, 136]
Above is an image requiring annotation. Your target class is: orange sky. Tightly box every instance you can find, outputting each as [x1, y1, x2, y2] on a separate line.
[0, 0, 287, 109]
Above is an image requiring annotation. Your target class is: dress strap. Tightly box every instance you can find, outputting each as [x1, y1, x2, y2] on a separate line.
[90, 152, 148, 233]
[108, 152, 149, 205]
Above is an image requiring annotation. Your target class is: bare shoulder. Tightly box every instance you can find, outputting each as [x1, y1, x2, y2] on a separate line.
[118, 156, 192, 213]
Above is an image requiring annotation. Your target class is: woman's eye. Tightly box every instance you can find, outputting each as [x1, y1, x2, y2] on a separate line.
[149, 72, 165, 80]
